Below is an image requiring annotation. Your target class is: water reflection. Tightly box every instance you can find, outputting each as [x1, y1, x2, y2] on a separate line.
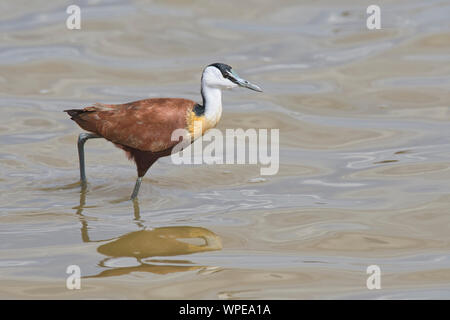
[74, 186, 222, 277]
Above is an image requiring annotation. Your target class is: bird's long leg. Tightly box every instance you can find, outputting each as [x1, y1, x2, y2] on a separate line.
[128, 149, 157, 200]
[77, 132, 101, 185]
[130, 177, 143, 200]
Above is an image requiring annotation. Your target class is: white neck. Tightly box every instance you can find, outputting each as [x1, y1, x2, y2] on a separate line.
[201, 83, 223, 124]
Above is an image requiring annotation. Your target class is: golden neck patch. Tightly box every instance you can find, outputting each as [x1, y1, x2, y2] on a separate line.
[186, 108, 219, 139]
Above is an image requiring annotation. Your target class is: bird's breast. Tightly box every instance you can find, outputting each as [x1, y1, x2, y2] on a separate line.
[185, 109, 219, 139]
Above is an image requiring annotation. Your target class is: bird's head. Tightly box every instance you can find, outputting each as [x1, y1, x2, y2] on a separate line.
[202, 63, 262, 92]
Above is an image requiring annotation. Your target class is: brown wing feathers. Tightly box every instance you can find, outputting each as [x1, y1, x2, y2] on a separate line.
[64, 98, 197, 177]
[64, 98, 195, 151]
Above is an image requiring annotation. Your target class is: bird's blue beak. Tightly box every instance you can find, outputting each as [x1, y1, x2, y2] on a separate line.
[227, 70, 263, 92]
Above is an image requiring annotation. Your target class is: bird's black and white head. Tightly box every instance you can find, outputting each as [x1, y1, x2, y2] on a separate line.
[202, 63, 262, 92]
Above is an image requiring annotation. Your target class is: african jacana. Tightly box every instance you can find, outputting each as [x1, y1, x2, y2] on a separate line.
[65, 63, 262, 200]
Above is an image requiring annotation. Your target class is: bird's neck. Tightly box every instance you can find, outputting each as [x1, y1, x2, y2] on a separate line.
[201, 84, 223, 126]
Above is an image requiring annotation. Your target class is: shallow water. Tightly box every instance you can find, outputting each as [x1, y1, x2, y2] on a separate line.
[1, 0, 450, 299]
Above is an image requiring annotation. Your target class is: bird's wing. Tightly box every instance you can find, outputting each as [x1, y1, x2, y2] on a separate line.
[67, 98, 196, 152]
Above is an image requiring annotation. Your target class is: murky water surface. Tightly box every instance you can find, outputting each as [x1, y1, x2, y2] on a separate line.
[1, 0, 450, 299]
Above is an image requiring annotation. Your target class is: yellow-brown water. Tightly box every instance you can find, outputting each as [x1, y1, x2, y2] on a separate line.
[1, 0, 450, 299]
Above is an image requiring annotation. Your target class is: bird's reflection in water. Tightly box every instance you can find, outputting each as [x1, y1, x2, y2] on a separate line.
[75, 185, 222, 277]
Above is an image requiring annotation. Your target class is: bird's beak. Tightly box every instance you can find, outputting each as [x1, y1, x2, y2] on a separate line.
[227, 70, 263, 92]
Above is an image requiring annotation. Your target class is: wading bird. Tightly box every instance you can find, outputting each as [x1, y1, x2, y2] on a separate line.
[64, 63, 262, 200]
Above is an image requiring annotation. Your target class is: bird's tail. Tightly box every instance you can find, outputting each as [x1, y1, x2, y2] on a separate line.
[64, 109, 85, 119]
[64, 108, 97, 133]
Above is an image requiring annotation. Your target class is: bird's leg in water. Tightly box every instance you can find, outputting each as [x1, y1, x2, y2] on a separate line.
[78, 132, 101, 185]
[130, 176, 143, 200]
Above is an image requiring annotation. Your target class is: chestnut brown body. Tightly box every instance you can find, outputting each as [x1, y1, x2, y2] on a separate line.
[65, 98, 198, 177]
